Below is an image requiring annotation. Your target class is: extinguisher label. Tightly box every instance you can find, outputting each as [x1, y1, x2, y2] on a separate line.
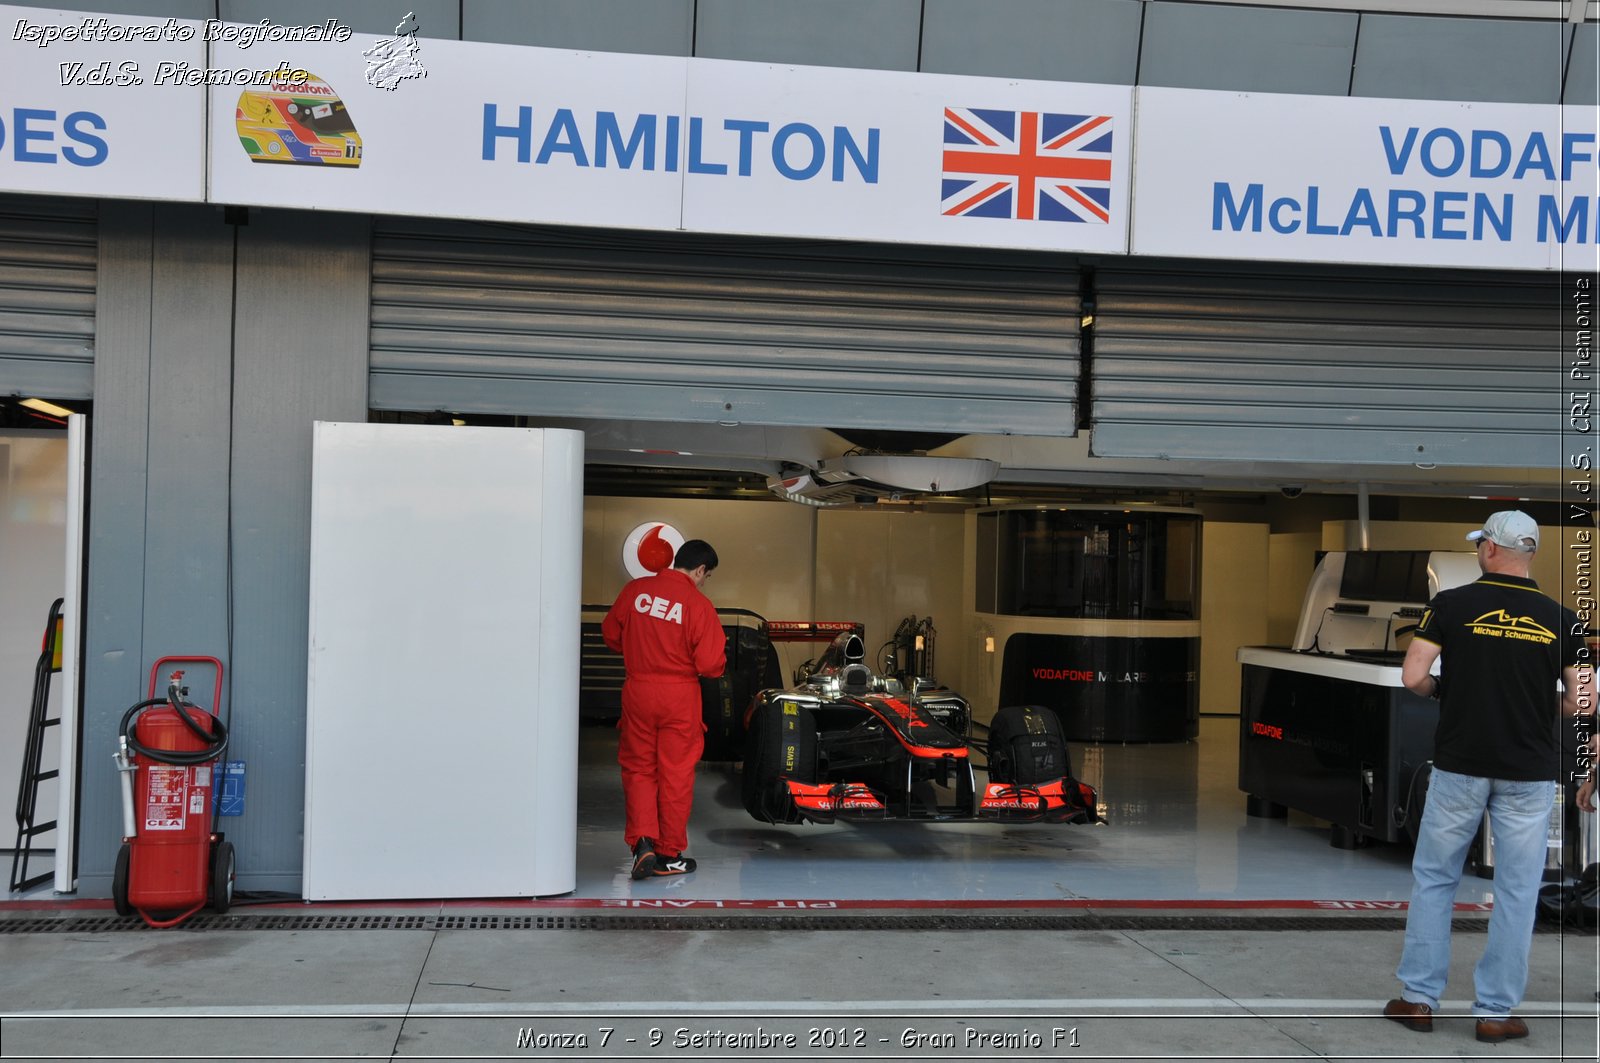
[144, 765, 189, 831]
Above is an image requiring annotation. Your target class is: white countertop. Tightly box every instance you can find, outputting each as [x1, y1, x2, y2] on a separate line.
[1237, 645, 1407, 688]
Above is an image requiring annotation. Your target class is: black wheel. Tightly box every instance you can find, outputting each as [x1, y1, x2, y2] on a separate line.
[1245, 795, 1288, 819]
[700, 674, 749, 762]
[1404, 763, 1432, 847]
[741, 698, 816, 823]
[112, 843, 133, 917]
[1329, 824, 1369, 849]
[987, 705, 1071, 785]
[210, 840, 235, 914]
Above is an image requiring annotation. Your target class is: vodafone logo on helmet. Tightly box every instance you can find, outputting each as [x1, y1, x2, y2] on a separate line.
[621, 522, 685, 579]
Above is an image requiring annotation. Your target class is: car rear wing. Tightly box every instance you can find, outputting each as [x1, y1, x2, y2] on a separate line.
[765, 621, 864, 642]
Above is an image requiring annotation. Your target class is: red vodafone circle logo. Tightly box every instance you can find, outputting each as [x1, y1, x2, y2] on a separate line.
[622, 522, 685, 579]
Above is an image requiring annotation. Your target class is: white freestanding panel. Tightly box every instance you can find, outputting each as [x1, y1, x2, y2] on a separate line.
[303, 423, 583, 900]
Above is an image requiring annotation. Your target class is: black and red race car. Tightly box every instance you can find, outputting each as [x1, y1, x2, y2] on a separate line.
[740, 630, 1100, 826]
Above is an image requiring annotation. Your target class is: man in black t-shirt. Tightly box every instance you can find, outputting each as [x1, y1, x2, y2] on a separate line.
[1382, 511, 1594, 1045]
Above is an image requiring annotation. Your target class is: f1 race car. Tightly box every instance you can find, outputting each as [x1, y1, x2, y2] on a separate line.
[741, 630, 1100, 826]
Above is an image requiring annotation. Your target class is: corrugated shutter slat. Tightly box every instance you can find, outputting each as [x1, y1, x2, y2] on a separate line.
[1092, 263, 1562, 467]
[0, 197, 97, 400]
[370, 221, 1080, 435]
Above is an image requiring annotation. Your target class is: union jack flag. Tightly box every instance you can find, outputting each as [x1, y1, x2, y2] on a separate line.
[941, 108, 1113, 223]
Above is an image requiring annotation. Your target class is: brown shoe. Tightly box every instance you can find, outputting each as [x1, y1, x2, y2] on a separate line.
[1383, 998, 1433, 1032]
[1475, 1016, 1529, 1043]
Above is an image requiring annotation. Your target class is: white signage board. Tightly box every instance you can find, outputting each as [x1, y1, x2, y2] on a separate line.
[0, 4, 205, 200]
[1132, 86, 1600, 272]
[208, 33, 689, 231]
[206, 27, 1133, 253]
[680, 58, 1132, 251]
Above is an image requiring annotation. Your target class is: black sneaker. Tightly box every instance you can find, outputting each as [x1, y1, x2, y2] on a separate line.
[630, 838, 657, 881]
[653, 853, 696, 877]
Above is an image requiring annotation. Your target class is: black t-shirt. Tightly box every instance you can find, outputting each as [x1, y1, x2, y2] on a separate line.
[1413, 573, 1583, 781]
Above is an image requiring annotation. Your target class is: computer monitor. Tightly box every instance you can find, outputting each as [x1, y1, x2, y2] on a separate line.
[1339, 551, 1430, 603]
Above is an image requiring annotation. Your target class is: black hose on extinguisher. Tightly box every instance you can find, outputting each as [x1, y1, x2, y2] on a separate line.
[118, 688, 229, 766]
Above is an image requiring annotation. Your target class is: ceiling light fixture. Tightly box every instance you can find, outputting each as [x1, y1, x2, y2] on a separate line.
[19, 398, 75, 418]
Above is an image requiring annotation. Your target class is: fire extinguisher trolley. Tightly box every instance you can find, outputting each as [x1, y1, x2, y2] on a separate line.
[111, 657, 232, 927]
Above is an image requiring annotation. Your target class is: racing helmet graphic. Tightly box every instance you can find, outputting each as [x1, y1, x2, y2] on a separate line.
[236, 73, 362, 167]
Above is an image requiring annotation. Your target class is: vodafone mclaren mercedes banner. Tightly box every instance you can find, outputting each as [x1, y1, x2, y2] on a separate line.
[204, 32, 1133, 254]
[0, 4, 206, 200]
[4, 4, 1596, 269]
[1132, 86, 1600, 272]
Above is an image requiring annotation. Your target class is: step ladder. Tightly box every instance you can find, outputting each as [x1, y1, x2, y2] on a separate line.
[10, 598, 64, 893]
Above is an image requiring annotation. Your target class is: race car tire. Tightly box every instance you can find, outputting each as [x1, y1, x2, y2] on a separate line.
[742, 699, 817, 823]
[701, 674, 749, 763]
[112, 842, 133, 917]
[987, 705, 1073, 785]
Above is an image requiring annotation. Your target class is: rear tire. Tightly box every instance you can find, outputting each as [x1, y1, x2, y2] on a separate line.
[987, 705, 1072, 785]
[210, 840, 235, 914]
[701, 674, 749, 762]
[741, 699, 816, 823]
[1404, 763, 1432, 847]
[112, 843, 133, 917]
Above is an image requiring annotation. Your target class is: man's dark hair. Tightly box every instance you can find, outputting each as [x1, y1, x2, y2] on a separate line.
[673, 539, 718, 573]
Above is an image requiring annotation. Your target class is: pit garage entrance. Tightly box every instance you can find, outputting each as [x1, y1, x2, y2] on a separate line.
[357, 216, 1568, 910]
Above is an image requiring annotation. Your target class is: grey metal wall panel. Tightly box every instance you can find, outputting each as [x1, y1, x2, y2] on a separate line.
[1139, 2, 1358, 97]
[221, 0, 458, 38]
[920, 0, 1142, 84]
[80, 205, 372, 895]
[1353, 15, 1568, 104]
[227, 210, 370, 893]
[80, 202, 156, 892]
[1567, 22, 1598, 106]
[17, 1, 213, 17]
[80, 204, 235, 890]
[370, 221, 1080, 435]
[1091, 263, 1563, 467]
[0, 197, 96, 401]
[464, 0, 692, 54]
[695, 0, 921, 71]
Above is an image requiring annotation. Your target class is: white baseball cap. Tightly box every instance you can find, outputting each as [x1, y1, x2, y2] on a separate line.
[1466, 510, 1540, 551]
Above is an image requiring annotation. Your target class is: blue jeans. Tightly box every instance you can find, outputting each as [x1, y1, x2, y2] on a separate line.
[1396, 767, 1555, 1017]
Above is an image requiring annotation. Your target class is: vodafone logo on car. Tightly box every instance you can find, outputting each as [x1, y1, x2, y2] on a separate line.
[621, 521, 685, 579]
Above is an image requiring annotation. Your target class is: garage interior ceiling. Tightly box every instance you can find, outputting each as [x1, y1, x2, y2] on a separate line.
[373, 410, 1559, 506]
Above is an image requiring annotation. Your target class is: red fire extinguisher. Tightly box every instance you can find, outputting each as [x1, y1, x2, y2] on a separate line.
[112, 658, 232, 928]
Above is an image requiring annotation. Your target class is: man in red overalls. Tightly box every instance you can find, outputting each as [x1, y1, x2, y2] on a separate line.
[602, 539, 725, 879]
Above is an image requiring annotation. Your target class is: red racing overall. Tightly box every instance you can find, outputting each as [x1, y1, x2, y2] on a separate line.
[602, 567, 725, 857]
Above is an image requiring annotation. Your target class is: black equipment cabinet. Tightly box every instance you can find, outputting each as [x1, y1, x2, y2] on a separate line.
[1238, 651, 1438, 847]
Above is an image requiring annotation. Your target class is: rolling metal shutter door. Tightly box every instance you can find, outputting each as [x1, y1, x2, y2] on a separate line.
[370, 221, 1080, 436]
[0, 196, 96, 400]
[1092, 263, 1564, 468]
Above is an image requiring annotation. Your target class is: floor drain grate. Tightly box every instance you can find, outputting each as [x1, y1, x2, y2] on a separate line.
[0, 912, 1534, 934]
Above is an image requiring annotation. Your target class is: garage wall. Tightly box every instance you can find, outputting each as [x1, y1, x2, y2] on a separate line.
[582, 496, 817, 654]
[0, 435, 68, 851]
[814, 508, 968, 693]
[1198, 522, 1271, 716]
[1268, 532, 1322, 647]
[80, 204, 369, 895]
[16, 2, 1592, 107]
[579, 498, 970, 694]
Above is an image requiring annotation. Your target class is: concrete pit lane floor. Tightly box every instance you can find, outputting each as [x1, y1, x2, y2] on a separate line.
[2, 716, 1597, 1061]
